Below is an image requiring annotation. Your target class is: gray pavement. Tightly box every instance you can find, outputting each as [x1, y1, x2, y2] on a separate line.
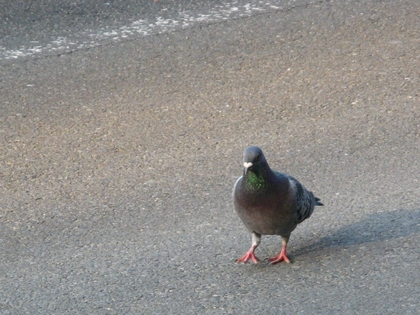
[1, 0, 420, 314]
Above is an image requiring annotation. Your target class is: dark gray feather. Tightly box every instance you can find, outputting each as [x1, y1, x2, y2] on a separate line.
[234, 147, 323, 238]
[233, 146, 324, 264]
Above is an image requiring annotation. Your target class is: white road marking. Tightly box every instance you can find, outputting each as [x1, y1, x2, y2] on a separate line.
[0, 1, 291, 61]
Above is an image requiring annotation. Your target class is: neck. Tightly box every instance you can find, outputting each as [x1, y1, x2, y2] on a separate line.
[244, 167, 270, 191]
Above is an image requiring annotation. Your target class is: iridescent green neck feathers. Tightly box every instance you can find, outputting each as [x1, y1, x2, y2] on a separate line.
[245, 170, 268, 191]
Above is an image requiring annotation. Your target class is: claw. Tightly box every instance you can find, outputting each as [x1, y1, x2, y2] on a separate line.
[236, 247, 260, 264]
[236, 232, 261, 264]
[268, 246, 291, 264]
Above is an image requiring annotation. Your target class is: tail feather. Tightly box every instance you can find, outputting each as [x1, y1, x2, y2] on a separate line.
[315, 197, 324, 206]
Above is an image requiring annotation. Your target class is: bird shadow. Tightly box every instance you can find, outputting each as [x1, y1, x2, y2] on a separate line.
[293, 208, 420, 256]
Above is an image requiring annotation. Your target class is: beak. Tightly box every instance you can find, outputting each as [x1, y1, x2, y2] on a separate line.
[243, 162, 253, 173]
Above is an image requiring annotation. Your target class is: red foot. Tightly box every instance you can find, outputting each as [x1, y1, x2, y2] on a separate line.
[268, 249, 291, 264]
[236, 248, 260, 264]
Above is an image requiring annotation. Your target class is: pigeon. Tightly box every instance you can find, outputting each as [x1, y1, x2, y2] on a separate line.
[233, 146, 323, 264]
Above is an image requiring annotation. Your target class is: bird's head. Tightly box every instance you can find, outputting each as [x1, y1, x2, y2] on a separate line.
[242, 146, 268, 174]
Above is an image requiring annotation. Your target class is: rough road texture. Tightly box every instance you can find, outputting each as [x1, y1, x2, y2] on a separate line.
[1, 0, 419, 314]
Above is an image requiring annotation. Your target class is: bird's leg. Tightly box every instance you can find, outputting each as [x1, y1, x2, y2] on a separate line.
[236, 232, 261, 263]
[269, 236, 291, 264]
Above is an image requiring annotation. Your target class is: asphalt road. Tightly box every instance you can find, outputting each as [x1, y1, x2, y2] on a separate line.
[1, 0, 420, 314]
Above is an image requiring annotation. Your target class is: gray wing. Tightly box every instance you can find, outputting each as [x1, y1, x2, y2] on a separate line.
[285, 174, 322, 224]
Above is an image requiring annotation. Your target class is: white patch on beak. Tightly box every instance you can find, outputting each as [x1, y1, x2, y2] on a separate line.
[244, 162, 253, 169]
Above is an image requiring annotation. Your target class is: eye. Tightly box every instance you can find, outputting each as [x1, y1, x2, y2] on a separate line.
[255, 154, 260, 161]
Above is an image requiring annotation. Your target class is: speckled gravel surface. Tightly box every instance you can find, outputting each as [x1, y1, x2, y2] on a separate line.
[1, 0, 419, 314]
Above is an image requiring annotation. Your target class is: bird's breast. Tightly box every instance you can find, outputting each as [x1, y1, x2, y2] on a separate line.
[234, 185, 297, 235]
